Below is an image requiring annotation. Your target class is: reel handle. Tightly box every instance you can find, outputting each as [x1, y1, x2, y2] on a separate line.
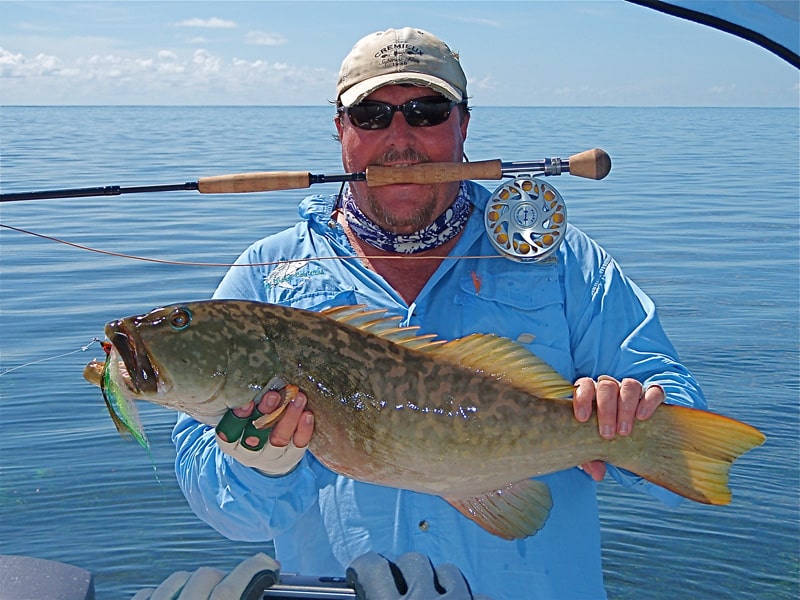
[366, 160, 503, 187]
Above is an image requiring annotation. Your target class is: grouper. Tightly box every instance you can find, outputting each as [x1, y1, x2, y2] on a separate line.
[83, 300, 765, 540]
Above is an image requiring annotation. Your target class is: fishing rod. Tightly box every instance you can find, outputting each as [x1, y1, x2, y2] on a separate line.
[0, 148, 610, 202]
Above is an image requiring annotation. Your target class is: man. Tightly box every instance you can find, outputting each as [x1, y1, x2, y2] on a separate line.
[173, 27, 705, 599]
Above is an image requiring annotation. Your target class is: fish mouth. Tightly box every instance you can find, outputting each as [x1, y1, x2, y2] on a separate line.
[104, 319, 158, 394]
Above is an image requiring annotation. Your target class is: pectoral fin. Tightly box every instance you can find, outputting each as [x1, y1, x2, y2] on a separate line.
[445, 479, 553, 540]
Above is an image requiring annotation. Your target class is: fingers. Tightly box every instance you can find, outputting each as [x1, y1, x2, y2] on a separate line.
[597, 375, 643, 438]
[595, 376, 621, 438]
[580, 460, 607, 482]
[615, 377, 643, 436]
[637, 384, 665, 420]
[573, 376, 661, 439]
[258, 390, 314, 449]
[572, 377, 595, 422]
[231, 401, 255, 419]
[222, 388, 314, 449]
[216, 388, 312, 476]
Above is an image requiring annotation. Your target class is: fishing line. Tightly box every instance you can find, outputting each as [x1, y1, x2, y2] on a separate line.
[0, 338, 102, 378]
[0, 334, 165, 488]
[0, 222, 507, 267]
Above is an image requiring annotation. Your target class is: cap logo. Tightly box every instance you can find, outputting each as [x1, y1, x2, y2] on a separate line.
[374, 43, 424, 69]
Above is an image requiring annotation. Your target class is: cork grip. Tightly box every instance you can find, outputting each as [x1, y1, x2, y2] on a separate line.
[366, 160, 503, 187]
[198, 171, 312, 194]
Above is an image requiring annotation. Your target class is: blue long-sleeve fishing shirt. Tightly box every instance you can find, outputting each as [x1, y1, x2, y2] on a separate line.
[172, 180, 706, 599]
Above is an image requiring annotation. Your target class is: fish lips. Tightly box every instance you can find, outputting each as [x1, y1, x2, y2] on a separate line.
[104, 319, 158, 395]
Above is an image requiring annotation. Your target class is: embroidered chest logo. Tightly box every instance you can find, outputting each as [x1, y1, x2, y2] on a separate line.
[263, 260, 324, 291]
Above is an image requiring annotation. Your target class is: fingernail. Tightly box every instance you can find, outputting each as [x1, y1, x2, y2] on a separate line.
[291, 393, 306, 410]
[601, 425, 614, 438]
[618, 421, 630, 435]
[232, 402, 254, 418]
[577, 408, 589, 421]
[263, 393, 280, 412]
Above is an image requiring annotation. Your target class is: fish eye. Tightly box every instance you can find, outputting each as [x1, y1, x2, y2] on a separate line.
[169, 307, 192, 331]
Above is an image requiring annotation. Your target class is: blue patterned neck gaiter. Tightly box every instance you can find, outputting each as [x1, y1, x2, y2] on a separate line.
[343, 181, 471, 254]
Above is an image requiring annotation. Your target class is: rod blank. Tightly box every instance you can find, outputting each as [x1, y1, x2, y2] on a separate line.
[0, 149, 610, 202]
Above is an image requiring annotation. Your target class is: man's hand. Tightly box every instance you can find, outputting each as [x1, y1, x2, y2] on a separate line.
[573, 376, 665, 481]
[215, 387, 314, 476]
[131, 553, 279, 600]
[346, 552, 492, 600]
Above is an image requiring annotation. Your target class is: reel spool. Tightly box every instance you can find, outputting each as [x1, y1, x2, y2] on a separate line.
[484, 176, 567, 262]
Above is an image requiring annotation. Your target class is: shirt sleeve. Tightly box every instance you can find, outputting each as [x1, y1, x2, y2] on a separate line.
[172, 413, 329, 541]
[564, 234, 707, 506]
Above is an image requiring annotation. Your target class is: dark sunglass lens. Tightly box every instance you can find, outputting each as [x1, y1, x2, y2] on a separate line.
[347, 102, 393, 129]
[345, 97, 459, 129]
[403, 98, 454, 127]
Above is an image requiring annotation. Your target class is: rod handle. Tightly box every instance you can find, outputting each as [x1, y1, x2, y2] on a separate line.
[366, 160, 503, 187]
[197, 171, 312, 194]
[568, 148, 611, 180]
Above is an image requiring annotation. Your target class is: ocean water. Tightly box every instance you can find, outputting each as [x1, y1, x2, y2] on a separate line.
[0, 105, 797, 599]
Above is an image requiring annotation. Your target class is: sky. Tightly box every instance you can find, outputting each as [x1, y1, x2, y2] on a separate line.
[0, 0, 798, 107]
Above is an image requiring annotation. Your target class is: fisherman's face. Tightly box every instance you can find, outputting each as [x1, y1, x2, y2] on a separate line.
[336, 84, 469, 235]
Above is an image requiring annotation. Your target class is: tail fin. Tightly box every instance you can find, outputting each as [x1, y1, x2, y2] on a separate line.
[613, 405, 765, 505]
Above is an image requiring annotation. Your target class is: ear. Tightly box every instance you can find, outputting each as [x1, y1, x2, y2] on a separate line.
[334, 112, 345, 140]
[459, 108, 470, 141]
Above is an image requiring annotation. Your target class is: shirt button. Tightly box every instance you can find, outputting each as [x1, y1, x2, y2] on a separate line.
[418, 520, 429, 531]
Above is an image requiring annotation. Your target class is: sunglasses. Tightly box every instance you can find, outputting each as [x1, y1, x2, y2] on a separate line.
[340, 96, 464, 130]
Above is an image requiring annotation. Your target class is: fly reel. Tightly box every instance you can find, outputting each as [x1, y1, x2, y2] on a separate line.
[484, 176, 567, 262]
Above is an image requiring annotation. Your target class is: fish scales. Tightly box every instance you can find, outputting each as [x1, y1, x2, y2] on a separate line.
[85, 300, 766, 540]
[266, 313, 563, 487]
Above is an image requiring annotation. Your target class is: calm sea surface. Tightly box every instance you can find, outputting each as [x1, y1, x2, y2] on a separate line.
[0, 106, 798, 598]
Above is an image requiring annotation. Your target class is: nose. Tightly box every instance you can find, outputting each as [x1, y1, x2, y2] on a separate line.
[383, 110, 417, 144]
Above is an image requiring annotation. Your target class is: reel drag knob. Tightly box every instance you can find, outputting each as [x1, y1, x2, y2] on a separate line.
[484, 176, 567, 262]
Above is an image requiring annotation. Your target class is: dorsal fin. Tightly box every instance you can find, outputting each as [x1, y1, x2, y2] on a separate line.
[320, 305, 447, 350]
[430, 334, 575, 400]
[320, 305, 573, 399]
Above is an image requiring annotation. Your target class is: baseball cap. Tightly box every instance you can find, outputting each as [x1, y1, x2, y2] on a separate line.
[336, 27, 468, 107]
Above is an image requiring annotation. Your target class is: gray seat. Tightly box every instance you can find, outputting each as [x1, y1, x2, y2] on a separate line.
[0, 555, 95, 600]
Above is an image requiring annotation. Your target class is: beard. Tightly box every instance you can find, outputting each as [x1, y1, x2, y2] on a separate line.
[363, 190, 439, 232]
[361, 146, 447, 233]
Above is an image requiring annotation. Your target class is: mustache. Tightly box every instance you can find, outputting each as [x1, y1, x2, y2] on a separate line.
[379, 147, 430, 165]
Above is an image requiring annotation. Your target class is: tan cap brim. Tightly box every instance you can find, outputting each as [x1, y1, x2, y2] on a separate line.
[339, 73, 463, 107]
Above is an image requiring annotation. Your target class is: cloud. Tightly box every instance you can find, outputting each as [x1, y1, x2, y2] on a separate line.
[452, 16, 503, 28]
[0, 46, 332, 104]
[0, 47, 63, 77]
[244, 31, 287, 46]
[175, 17, 236, 28]
[707, 84, 737, 95]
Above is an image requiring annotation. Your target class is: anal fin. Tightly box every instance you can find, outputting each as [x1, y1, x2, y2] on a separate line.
[445, 479, 552, 540]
